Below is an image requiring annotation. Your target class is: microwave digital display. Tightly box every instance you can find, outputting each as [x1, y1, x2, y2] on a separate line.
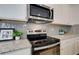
[30, 4, 51, 19]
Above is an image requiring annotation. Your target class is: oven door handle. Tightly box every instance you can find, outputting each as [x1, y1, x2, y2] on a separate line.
[34, 42, 60, 51]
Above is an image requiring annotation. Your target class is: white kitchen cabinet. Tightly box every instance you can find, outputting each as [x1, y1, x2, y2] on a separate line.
[3, 48, 31, 55]
[60, 38, 75, 55]
[60, 37, 79, 55]
[0, 4, 27, 21]
[46, 4, 74, 25]
[70, 5, 79, 25]
[74, 37, 78, 55]
[77, 37, 79, 54]
[74, 37, 79, 54]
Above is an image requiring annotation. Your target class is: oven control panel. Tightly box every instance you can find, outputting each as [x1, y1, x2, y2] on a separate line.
[26, 29, 47, 35]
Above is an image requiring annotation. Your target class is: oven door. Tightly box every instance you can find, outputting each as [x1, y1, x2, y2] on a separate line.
[33, 42, 60, 55]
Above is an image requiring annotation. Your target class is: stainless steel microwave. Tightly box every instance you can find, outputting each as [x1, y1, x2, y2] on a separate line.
[27, 4, 53, 22]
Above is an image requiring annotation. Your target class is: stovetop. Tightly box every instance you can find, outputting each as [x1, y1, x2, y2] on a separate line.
[31, 36, 60, 48]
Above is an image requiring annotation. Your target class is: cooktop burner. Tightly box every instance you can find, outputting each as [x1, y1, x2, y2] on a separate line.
[31, 36, 60, 47]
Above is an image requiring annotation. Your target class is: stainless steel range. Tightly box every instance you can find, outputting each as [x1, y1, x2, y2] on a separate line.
[27, 30, 60, 55]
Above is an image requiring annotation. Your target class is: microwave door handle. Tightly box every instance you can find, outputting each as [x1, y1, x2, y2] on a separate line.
[50, 9, 53, 19]
[50, 9, 52, 19]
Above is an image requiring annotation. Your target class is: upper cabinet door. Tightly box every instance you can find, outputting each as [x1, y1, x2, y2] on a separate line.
[46, 4, 74, 25]
[0, 4, 27, 21]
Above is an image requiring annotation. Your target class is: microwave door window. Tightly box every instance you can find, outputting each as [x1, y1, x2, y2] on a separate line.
[30, 5, 50, 18]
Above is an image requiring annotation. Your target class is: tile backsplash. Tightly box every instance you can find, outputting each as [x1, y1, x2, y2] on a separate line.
[0, 21, 72, 39]
[26, 23, 71, 36]
[0, 21, 27, 39]
[46, 24, 71, 36]
[69, 24, 79, 34]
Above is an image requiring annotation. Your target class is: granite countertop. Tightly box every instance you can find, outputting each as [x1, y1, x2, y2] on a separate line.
[49, 34, 79, 40]
[0, 39, 31, 54]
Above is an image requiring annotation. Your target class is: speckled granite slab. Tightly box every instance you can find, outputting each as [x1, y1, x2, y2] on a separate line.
[0, 39, 31, 54]
[49, 34, 79, 40]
